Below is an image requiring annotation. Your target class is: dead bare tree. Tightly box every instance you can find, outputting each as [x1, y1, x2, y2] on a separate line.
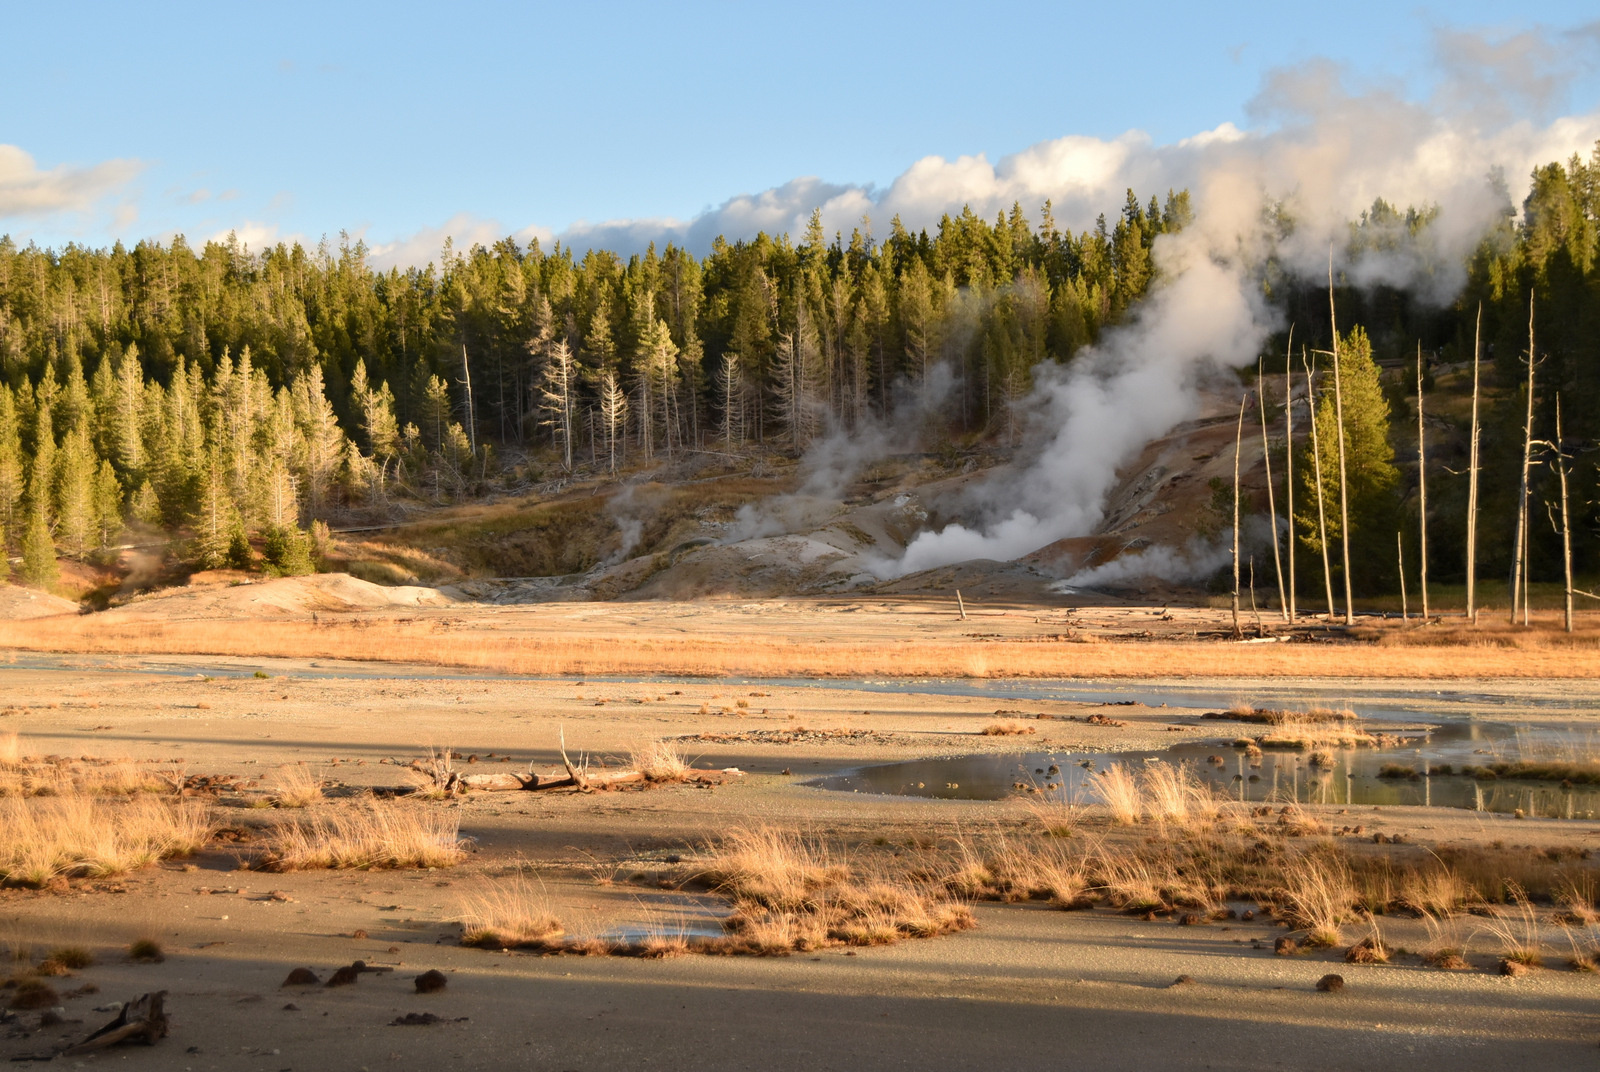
[1232, 392, 1247, 640]
[1397, 531, 1408, 621]
[1511, 294, 1536, 626]
[1466, 305, 1482, 624]
[1283, 326, 1296, 623]
[1328, 254, 1354, 626]
[1259, 358, 1287, 620]
[1304, 352, 1336, 622]
[1552, 396, 1574, 634]
[1415, 342, 1429, 621]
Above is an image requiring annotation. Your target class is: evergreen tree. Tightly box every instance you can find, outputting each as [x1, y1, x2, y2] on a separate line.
[1295, 327, 1401, 590]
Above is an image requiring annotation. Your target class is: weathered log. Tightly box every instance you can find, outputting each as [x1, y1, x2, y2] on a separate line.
[61, 991, 169, 1056]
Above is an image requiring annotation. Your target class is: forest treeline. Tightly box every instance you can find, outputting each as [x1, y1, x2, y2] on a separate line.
[0, 143, 1595, 599]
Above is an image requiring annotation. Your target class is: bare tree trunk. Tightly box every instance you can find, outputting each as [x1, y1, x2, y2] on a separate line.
[1555, 395, 1574, 634]
[1304, 353, 1336, 622]
[1466, 305, 1482, 624]
[1511, 294, 1535, 626]
[460, 344, 477, 456]
[1415, 341, 1429, 621]
[1397, 531, 1408, 621]
[1328, 255, 1354, 626]
[1284, 327, 1296, 624]
[1259, 358, 1287, 620]
[1232, 392, 1247, 640]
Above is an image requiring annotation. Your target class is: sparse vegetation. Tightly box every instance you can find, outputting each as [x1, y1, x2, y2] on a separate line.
[458, 874, 565, 949]
[0, 795, 210, 886]
[258, 800, 464, 871]
[629, 739, 691, 783]
[268, 764, 325, 808]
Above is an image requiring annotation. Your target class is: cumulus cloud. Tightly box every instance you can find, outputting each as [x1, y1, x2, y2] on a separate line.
[0, 145, 141, 220]
[366, 212, 553, 271]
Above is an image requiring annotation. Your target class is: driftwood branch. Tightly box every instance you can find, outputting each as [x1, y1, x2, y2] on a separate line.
[61, 991, 169, 1056]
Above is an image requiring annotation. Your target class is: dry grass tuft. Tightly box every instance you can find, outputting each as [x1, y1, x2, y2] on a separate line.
[259, 800, 464, 871]
[1274, 850, 1356, 947]
[458, 874, 565, 949]
[0, 732, 20, 767]
[268, 764, 324, 808]
[980, 721, 1037, 736]
[697, 826, 973, 954]
[1477, 884, 1544, 968]
[127, 938, 164, 963]
[629, 739, 691, 783]
[1088, 762, 1218, 826]
[0, 795, 210, 887]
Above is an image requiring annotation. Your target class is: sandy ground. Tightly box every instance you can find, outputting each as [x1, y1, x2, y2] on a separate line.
[3, 652, 1600, 1070]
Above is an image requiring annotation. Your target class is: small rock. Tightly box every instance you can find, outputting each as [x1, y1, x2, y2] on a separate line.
[283, 1003, 300, 1011]
[1274, 937, 1299, 956]
[1500, 958, 1530, 977]
[1316, 974, 1345, 992]
[1177, 913, 1204, 926]
[1170, 975, 1196, 987]
[414, 970, 447, 994]
[351, 929, 369, 940]
[282, 968, 319, 987]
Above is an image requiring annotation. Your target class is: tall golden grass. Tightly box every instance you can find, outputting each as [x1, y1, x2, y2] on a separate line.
[1, 614, 1596, 679]
[0, 795, 210, 887]
[1089, 762, 1219, 825]
[628, 739, 690, 783]
[259, 800, 464, 871]
[267, 764, 324, 808]
[457, 874, 565, 949]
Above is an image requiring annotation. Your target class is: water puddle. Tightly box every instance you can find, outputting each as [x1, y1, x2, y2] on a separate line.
[815, 720, 1600, 819]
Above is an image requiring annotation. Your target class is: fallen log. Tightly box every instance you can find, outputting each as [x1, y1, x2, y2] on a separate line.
[395, 766, 742, 795]
[61, 991, 169, 1056]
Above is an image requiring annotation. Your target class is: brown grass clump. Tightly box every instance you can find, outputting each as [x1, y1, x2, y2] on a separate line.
[457, 875, 565, 949]
[1257, 719, 1377, 750]
[259, 800, 464, 871]
[127, 938, 164, 963]
[1088, 762, 1218, 827]
[1093, 764, 1143, 825]
[268, 764, 324, 808]
[980, 721, 1037, 736]
[1477, 885, 1544, 968]
[698, 826, 973, 954]
[42, 946, 92, 970]
[629, 739, 690, 783]
[0, 732, 20, 767]
[0, 795, 210, 887]
[1273, 850, 1356, 947]
[8, 979, 58, 1010]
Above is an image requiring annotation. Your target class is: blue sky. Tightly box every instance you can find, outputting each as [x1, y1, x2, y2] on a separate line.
[2, 2, 1597, 263]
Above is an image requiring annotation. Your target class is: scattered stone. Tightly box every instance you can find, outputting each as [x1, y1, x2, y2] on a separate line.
[281, 968, 319, 987]
[414, 970, 447, 994]
[351, 929, 369, 939]
[1170, 975, 1196, 987]
[1316, 974, 1345, 992]
[1500, 959, 1530, 977]
[1177, 913, 1204, 926]
[282, 1003, 300, 1011]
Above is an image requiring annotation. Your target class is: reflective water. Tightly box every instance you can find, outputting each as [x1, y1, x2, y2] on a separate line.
[815, 720, 1600, 819]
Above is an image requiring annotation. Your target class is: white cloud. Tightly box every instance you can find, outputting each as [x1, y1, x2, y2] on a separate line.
[0, 145, 142, 220]
[366, 213, 553, 271]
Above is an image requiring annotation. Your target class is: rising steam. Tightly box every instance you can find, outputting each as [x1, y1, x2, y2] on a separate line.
[868, 39, 1600, 578]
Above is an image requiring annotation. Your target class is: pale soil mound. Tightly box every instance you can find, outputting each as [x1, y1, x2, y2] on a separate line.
[100, 572, 455, 621]
[0, 585, 79, 619]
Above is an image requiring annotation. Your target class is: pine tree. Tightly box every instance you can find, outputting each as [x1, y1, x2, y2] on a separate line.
[19, 503, 58, 591]
[92, 459, 123, 550]
[1296, 326, 1400, 591]
[54, 421, 97, 558]
[0, 387, 24, 542]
